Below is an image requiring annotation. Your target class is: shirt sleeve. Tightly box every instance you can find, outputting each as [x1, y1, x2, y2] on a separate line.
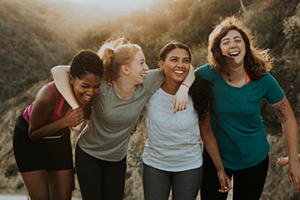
[143, 69, 165, 93]
[264, 73, 285, 104]
[195, 64, 215, 82]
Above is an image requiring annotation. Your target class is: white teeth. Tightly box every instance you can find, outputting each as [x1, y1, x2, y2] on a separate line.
[230, 52, 239, 56]
[141, 74, 145, 77]
[175, 71, 184, 74]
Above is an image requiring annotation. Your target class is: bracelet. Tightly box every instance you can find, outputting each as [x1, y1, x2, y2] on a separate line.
[181, 82, 190, 89]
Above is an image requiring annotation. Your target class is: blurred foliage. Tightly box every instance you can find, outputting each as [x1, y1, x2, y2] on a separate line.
[242, 0, 300, 55]
[0, 0, 78, 101]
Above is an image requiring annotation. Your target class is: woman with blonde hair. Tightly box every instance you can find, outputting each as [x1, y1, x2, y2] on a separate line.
[51, 37, 194, 199]
[196, 16, 300, 199]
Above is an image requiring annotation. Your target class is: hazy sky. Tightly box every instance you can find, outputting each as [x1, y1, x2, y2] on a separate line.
[66, 0, 162, 12]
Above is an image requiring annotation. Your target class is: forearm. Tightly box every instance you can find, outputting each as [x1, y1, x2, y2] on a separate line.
[282, 117, 299, 163]
[199, 118, 225, 173]
[29, 119, 68, 140]
[51, 65, 79, 109]
[202, 133, 225, 172]
[182, 64, 195, 87]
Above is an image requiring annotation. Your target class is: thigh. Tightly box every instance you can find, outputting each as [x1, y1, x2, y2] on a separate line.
[101, 156, 127, 200]
[42, 129, 73, 171]
[47, 169, 74, 200]
[143, 163, 171, 200]
[233, 156, 269, 200]
[21, 170, 49, 200]
[13, 119, 45, 172]
[200, 148, 231, 200]
[75, 145, 102, 200]
[172, 166, 203, 200]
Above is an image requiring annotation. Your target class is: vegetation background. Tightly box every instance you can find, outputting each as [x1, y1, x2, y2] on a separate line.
[0, 0, 299, 199]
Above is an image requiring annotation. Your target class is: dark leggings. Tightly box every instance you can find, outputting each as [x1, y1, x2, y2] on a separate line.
[75, 145, 127, 200]
[201, 148, 269, 200]
[143, 163, 203, 200]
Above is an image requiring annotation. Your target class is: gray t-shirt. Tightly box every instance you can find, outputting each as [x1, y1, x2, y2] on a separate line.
[77, 69, 165, 161]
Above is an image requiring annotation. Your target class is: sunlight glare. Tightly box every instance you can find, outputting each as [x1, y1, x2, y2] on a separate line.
[69, 0, 162, 12]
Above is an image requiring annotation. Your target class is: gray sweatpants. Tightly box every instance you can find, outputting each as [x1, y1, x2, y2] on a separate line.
[143, 163, 203, 200]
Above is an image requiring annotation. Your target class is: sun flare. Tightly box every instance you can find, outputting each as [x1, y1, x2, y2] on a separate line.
[69, 0, 162, 12]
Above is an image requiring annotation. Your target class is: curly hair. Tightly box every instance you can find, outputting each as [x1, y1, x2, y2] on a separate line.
[189, 76, 213, 121]
[98, 37, 142, 81]
[70, 49, 103, 79]
[208, 16, 272, 81]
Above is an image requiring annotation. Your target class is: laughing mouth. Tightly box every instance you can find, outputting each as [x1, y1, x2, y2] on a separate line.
[174, 71, 184, 74]
[229, 52, 240, 56]
[84, 95, 91, 101]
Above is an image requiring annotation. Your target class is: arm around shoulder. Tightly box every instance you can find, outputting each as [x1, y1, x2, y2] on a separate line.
[51, 65, 79, 109]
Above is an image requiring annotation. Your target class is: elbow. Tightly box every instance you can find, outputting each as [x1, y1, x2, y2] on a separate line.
[28, 132, 40, 140]
[51, 66, 60, 76]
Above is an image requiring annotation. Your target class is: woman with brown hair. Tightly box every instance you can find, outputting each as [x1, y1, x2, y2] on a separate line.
[196, 16, 300, 199]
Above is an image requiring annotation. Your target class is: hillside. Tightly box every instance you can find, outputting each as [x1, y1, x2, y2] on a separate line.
[0, 0, 300, 199]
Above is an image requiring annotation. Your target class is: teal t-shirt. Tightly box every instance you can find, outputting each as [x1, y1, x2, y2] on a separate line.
[196, 64, 285, 170]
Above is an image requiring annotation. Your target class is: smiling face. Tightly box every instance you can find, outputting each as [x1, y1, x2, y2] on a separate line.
[220, 30, 246, 68]
[70, 73, 101, 105]
[160, 48, 190, 85]
[128, 50, 149, 85]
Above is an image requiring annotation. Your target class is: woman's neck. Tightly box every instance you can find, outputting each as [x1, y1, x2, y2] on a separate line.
[161, 80, 180, 95]
[222, 65, 247, 87]
[113, 78, 136, 100]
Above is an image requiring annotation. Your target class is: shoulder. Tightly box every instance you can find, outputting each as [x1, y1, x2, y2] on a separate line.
[195, 64, 217, 81]
[35, 82, 57, 107]
[256, 72, 279, 85]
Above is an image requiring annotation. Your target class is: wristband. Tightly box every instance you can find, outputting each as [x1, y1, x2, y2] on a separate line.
[181, 82, 190, 89]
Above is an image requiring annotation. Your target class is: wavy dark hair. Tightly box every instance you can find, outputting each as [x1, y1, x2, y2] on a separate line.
[189, 76, 213, 121]
[208, 16, 272, 80]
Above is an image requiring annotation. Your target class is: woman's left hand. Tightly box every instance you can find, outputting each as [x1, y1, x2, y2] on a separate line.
[173, 84, 189, 114]
[217, 171, 231, 193]
[288, 160, 300, 192]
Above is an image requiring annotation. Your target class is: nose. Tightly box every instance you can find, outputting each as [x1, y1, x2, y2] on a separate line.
[144, 64, 149, 71]
[229, 42, 237, 49]
[177, 61, 184, 68]
[86, 88, 94, 96]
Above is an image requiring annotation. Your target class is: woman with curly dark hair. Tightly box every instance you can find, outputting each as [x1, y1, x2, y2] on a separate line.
[142, 42, 231, 200]
[196, 16, 300, 200]
[13, 49, 103, 200]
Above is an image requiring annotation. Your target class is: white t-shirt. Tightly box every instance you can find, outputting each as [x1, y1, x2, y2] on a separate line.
[143, 88, 203, 172]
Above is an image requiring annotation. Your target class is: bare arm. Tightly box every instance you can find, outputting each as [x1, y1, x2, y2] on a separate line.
[29, 85, 84, 140]
[271, 96, 300, 192]
[173, 64, 195, 113]
[199, 113, 231, 192]
[51, 65, 79, 109]
[51, 65, 85, 130]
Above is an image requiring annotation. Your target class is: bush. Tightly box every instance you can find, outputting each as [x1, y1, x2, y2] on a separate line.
[283, 17, 300, 48]
[5, 163, 19, 177]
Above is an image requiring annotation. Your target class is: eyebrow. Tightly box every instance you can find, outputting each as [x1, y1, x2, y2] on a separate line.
[169, 55, 190, 59]
[221, 35, 242, 42]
